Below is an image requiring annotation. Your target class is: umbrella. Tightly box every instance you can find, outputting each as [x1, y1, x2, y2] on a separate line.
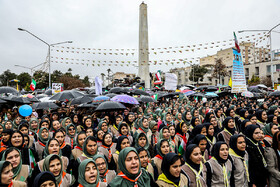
[0, 86, 19, 95]
[44, 89, 53, 96]
[111, 95, 139, 105]
[241, 91, 254, 98]
[2, 95, 31, 104]
[49, 90, 84, 101]
[105, 93, 117, 98]
[256, 84, 268, 89]
[95, 101, 126, 111]
[70, 95, 92, 105]
[248, 86, 262, 93]
[32, 102, 59, 110]
[22, 94, 40, 102]
[205, 92, 218, 97]
[180, 90, 196, 96]
[93, 96, 110, 104]
[109, 87, 123, 94]
[179, 86, 191, 91]
[77, 103, 98, 108]
[121, 87, 130, 94]
[205, 86, 218, 92]
[196, 86, 208, 91]
[192, 92, 205, 97]
[140, 96, 157, 103]
[131, 89, 150, 96]
[0, 98, 7, 104]
[269, 91, 280, 97]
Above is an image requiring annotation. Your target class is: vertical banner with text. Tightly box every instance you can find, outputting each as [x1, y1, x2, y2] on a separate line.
[231, 48, 247, 93]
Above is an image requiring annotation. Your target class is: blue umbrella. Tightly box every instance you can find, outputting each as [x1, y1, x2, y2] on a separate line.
[93, 96, 110, 103]
[205, 92, 218, 97]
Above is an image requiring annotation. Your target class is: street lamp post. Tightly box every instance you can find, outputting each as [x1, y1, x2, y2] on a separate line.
[18, 28, 72, 88]
[186, 61, 195, 86]
[14, 62, 45, 82]
[238, 25, 280, 88]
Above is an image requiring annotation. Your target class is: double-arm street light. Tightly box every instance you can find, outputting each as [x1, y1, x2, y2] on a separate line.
[18, 28, 72, 88]
[238, 23, 280, 88]
[14, 62, 45, 82]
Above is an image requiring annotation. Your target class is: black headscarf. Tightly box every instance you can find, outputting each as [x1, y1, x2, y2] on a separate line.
[239, 109, 247, 119]
[33, 171, 57, 187]
[116, 135, 129, 152]
[1, 129, 13, 147]
[184, 144, 200, 172]
[229, 134, 246, 157]
[211, 141, 228, 164]
[256, 110, 266, 123]
[222, 117, 236, 135]
[204, 123, 214, 140]
[204, 112, 213, 123]
[189, 124, 205, 142]
[240, 119, 250, 134]
[191, 117, 199, 127]
[244, 124, 259, 143]
[225, 108, 234, 117]
[267, 115, 276, 124]
[161, 153, 182, 186]
[101, 133, 113, 147]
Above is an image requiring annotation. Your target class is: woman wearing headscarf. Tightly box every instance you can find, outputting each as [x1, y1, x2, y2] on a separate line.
[264, 131, 280, 186]
[255, 110, 267, 129]
[34, 127, 50, 160]
[159, 126, 177, 153]
[244, 125, 268, 187]
[152, 139, 170, 175]
[136, 147, 157, 180]
[77, 159, 106, 187]
[96, 129, 104, 147]
[136, 116, 152, 144]
[175, 121, 188, 156]
[42, 154, 73, 186]
[0, 129, 13, 153]
[156, 153, 188, 187]
[217, 117, 237, 145]
[33, 171, 57, 187]
[229, 134, 249, 187]
[117, 122, 133, 144]
[71, 131, 86, 160]
[149, 120, 159, 147]
[205, 142, 233, 187]
[0, 160, 26, 187]
[61, 117, 72, 129]
[174, 112, 183, 125]
[182, 111, 192, 127]
[191, 134, 209, 163]
[214, 108, 224, 129]
[53, 129, 72, 160]
[262, 122, 279, 146]
[209, 116, 222, 137]
[4, 120, 13, 130]
[1, 147, 29, 184]
[181, 144, 207, 187]
[204, 123, 216, 152]
[134, 132, 150, 151]
[93, 154, 116, 185]
[64, 123, 77, 149]
[108, 147, 154, 187]
[112, 135, 130, 173]
[98, 133, 116, 163]
[98, 120, 110, 135]
[9, 130, 38, 170]
[190, 117, 200, 130]
[29, 118, 39, 137]
[188, 124, 207, 143]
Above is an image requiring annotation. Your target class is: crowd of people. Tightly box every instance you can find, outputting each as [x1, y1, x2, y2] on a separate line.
[0, 93, 279, 187]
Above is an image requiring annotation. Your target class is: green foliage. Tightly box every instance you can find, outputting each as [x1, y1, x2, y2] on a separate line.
[248, 75, 260, 86]
[18, 72, 31, 88]
[189, 65, 208, 84]
[0, 69, 17, 86]
[212, 58, 228, 84]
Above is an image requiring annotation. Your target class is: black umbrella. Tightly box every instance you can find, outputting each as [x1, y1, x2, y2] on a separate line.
[27, 97, 40, 102]
[2, 95, 31, 104]
[131, 89, 150, 96]
[77, 103, 98, 108]
[69, 95, 92, 105]
[205, 86, 218, 92]
[49, 90, 84, 101]
[44, 89, 53, 96]
[121, 87, 130, 94]
[32, 102, 59, 110]
[269, 91, 280, 97]
[140, 96, 157, 102]
[109, 87, 123, 94]
[0, 86, 19, 95]
[95, 101, 126, 111]
[248, 86, 262, 93]
[0, 98, 7, 104]
[193, 92, 205, 97]
[196, 86, 208, 91]
[105, 93, 117, 98]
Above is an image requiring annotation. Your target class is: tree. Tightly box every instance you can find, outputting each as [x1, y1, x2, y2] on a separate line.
[59, 75, 85, 90]
[33, 70, 49, 89]
[17, 72, 31, 88]
[82, 76, 90, 87]
[51, 70, 63, 82]
[189, 65, 208, 85]
[212, 58, 228, 84]
[260, 76, 272, 87]
[248, 75, 260, 86]
[0, 70, 17, 86]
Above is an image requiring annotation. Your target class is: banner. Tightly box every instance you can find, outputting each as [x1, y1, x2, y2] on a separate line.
[95, 76, 103, 95]
[231, 49, 247, 93]
[52, 83, 64, 94]
[164, 73, 177, 90]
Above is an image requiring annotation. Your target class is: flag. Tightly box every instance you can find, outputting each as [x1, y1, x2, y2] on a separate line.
[4, 113, 8, 121]
[234, 32, 240, 53]
[155, 85, 160, 90]
[155, 71, 161, 81]
[152, 94, 158, 101]
[234, 94, 238, 100]
[228, 77, 232, 88]
[194, 96, 198, 103]
[218, 87, 221, 93]
[178, 135, 187, 156]
[30, 79, 36, 91]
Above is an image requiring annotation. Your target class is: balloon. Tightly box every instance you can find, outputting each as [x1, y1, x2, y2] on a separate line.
[202, 97, 207, 103]
[19, 105, 32, 117]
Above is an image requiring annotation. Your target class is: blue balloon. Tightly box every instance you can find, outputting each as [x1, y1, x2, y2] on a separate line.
[19, 105, 32, 117]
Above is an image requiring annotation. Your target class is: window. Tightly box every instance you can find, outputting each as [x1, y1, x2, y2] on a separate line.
[245, 68, 249, 76]
[267, 65, 271, 73]
[255, 67, 259, 75]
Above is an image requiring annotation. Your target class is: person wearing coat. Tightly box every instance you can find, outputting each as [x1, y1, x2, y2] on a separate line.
[264, 131, 280, 186]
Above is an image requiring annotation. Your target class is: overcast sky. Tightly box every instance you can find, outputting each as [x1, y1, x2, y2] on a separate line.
[0, 0, 280, 82]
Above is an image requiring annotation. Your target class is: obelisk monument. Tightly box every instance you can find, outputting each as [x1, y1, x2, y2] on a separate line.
[138, 2, 150, 88]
